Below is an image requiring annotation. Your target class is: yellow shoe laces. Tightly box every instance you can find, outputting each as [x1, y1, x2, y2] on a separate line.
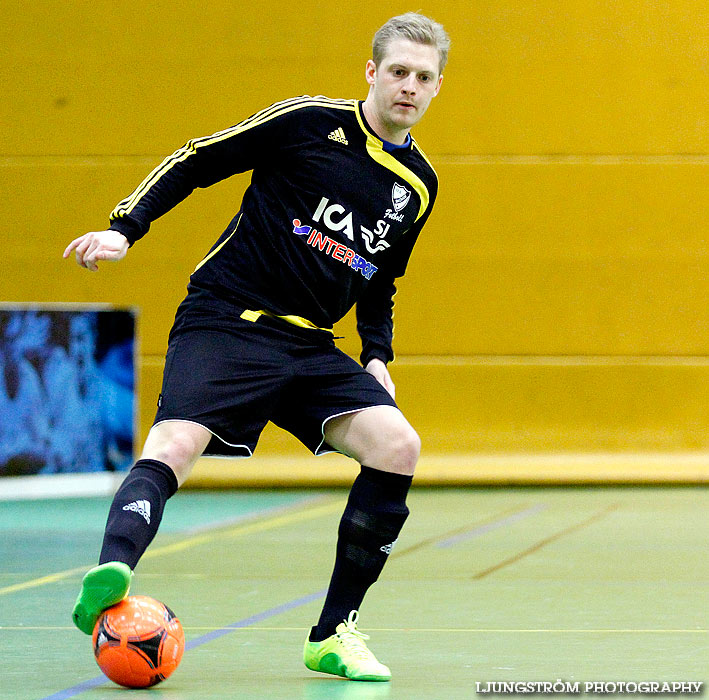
[336, 611, 374, 660]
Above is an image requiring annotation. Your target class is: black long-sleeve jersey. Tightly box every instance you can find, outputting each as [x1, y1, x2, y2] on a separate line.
[109, 96, 438, 365]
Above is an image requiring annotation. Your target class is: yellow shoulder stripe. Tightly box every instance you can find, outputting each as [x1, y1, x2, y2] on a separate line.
[412, 138, 438, 180]
[353, 108, 430, 222]
[111, 97, 357, 221]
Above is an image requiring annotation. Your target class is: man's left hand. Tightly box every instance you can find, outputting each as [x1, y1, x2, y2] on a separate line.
[365, 358, 395, 399]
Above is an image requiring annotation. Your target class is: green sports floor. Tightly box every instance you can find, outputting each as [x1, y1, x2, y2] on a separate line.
[1, 485, 707, 699]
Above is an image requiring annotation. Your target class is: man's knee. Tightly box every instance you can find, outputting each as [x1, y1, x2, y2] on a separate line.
[151, 432, 200, 466]
[324, 406, 421, 475]
[140, 421, 211, 485]
[390, 424, 421, 473]
[367, 421, 421, 475]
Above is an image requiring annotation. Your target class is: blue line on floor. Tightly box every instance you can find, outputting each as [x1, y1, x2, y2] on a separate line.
[184, 588, 327, 649]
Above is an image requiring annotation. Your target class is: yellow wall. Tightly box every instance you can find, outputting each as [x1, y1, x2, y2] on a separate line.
[2, 1, 708, 466]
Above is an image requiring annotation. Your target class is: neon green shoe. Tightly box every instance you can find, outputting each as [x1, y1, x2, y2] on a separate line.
[303, 611, 391, 682]
[71, 562, 132, 635]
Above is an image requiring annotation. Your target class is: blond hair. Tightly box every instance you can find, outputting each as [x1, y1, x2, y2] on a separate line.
[373, 12, 450, 75]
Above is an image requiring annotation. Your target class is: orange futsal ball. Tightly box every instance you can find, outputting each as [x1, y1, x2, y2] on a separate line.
[92, 595, 185, 688]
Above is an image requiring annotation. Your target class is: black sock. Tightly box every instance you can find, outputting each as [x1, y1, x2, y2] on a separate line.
[98, 459, 178, 570]
[310, 466, 412, 642]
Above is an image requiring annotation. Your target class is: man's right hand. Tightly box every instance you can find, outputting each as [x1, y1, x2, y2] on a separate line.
[63, 230, 129, 272]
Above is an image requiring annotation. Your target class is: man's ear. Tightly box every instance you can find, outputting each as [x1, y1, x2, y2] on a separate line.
[365, 59, 377, 87]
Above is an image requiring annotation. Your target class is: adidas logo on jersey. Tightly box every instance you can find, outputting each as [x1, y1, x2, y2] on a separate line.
[380, 539, 398, 555]
[123, 500, 151, 524]
[327, 127, 348, 145]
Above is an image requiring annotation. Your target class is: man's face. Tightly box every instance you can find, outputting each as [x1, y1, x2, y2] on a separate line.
[365, 38, 443, 140]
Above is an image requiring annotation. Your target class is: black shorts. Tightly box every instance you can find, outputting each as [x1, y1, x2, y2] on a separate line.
[154, 293, 398, 457]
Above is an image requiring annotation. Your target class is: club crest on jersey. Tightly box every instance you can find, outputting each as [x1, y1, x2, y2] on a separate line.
[392, 182, 411, 212]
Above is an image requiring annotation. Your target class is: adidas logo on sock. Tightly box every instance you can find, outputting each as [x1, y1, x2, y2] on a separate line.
[123, 500, 151, 524]
[327, 127, 348, 145]
[380, 539, 398, 555]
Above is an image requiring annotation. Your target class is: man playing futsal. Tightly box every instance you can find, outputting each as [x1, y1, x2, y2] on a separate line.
[64, 12, 449, 681]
